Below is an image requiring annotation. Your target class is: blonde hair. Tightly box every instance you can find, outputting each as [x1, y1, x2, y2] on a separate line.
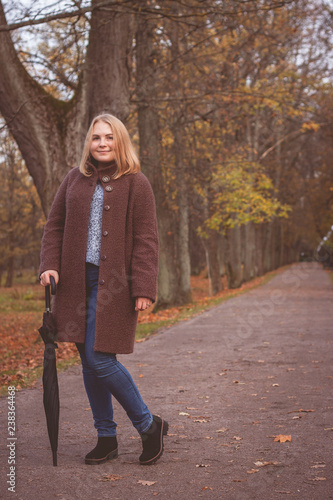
[79, 114, 141, 177]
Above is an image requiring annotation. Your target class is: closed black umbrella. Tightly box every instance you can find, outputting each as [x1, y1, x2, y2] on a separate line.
[38, 276, 59, 466]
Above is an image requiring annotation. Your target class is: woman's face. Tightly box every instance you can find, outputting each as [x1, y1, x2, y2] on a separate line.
[90, 121, 115, 166]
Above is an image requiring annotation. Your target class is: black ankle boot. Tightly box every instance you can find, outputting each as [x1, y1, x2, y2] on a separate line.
[85, 436, 118, 465]
[139, 415, 169, 465]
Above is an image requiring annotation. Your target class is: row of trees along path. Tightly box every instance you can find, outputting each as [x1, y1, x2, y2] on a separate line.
[0, 0, 332, 299]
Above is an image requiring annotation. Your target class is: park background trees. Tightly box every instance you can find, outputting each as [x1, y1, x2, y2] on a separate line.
[0, 0, 332, 298]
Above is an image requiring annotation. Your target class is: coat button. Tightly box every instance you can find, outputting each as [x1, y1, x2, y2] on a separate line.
[102, 230, 108, 236]
[101, 255, 107, 261]
[104, 205, 110, 211]
[105, 185, 113, 192]
[102, 175, 110, 183]
[99, 279, 105, 285]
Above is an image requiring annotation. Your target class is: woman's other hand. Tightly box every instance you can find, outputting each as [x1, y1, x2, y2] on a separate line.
[40, 270, 59, 287]
[135, 297, 152, 311]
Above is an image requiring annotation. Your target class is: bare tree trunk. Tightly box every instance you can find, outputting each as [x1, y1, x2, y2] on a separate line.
[226, 226, 243, 288]
[255, 224, 264, 277]
[5, 255, 14, 287]
[0, 0, 132, 215]
[263, 221, 273, 272]
[201, 231, 223, 295]
[199, 184, 223, 295]
[279, 221, 285, 266]
[272, 219, 281, 269]
[173, 127, 192, 303]
[85, 1, 132, 122]
[244, 111, 257, 281]
[135, 5, 180, 309]
[243, 222, 256, 281]
[218, 233, 226, 278]
[4, 145, 15, 287]
[169, 15, 191, 304]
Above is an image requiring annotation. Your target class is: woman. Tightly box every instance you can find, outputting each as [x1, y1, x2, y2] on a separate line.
[39, 113, 167, 466]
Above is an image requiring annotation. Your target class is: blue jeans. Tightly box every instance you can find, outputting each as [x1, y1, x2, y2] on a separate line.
[76, 263, 153, 437]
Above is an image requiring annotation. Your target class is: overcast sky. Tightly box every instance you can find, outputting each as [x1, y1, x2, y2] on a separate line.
[4, 0, 90, 24]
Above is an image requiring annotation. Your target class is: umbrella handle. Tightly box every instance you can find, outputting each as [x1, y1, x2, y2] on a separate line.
[45, 275, 57, 312]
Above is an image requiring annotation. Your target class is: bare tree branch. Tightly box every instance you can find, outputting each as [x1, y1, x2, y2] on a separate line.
[0, 0, 296, 32]
[259, 124, 328, 161]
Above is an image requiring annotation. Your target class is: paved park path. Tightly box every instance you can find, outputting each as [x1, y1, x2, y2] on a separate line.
[1, 262, 332, 500]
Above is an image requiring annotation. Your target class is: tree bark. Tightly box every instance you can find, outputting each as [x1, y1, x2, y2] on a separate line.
[85, 1, 132, 122]
[263, 221, 273, 272]
[135, 5, 180, 309]
[243, 222, 256, 281]
[201, 231, 223, 295]
[218, 232, 226, 279]
[226, 226, 243, 288]
[169, 15, 192, 304]
[5, 254, 14, 287]
[254, 224, 264, 277]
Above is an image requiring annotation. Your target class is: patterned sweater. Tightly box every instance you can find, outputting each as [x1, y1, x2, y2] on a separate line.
[86, 181, 104, 266]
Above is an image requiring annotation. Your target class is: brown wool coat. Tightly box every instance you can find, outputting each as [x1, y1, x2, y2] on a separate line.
[39, 163, 159, 354]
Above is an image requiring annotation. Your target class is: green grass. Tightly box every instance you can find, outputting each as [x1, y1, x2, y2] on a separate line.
[0, 287, 44, 313]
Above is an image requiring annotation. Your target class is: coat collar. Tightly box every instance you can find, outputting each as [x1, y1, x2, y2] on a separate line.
[87, 160, 118, 182]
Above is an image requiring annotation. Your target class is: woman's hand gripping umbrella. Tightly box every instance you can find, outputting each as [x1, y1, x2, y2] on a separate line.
[38, 275, 59, 466]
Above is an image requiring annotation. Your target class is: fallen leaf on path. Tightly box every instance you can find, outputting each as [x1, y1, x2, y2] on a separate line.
[254, 461, 279, 467]
[179, 412, 190, 416]
[247, 469, 259, 474]
[274, 435, 291, 442]
[196, 464, 210, 468]
[232, 436, 242, 441]
[310, 464, 326, 469]
[138, 480, 157, 486]
[309, 477, 326, 481]
[99, 474, 124, 482]
[193, 418, 208, 423]
[272, 383, 279, 387]
[202, 487, 213, 490]
[287, 409, 314, 414]
[216, 428, 228, 433]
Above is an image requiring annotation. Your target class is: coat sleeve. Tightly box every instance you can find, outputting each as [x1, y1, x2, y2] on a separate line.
[130, 173, 159, 302]
[39, 173, 70, 276]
